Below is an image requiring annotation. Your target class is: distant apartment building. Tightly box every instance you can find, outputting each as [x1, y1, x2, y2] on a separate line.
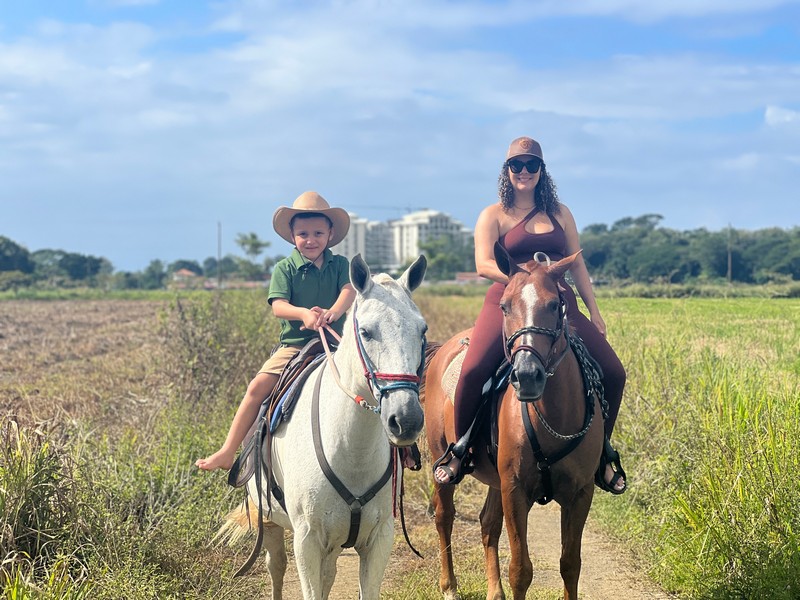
[336, 209, 472, 271]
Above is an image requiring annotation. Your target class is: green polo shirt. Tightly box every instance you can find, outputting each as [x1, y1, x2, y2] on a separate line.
[268, 248, 351, 346]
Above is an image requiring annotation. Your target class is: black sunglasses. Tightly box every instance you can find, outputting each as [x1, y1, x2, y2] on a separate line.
[507, 157, 543, 174]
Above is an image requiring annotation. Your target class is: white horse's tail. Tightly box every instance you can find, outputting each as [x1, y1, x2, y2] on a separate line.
[213, 503, 273, 546]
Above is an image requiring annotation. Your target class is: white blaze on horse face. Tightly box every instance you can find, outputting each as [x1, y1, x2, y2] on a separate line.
[521, 281, 540, 330]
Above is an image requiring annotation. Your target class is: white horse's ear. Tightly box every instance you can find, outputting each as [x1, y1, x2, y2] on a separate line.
[398, 255, 427, 293]
[350, 253, 373, 294]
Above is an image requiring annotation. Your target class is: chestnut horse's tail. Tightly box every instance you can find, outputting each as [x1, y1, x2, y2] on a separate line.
[419, 340, 443, 399]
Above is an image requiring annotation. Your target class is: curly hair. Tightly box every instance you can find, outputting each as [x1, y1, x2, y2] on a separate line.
[498, 163, 561, 215]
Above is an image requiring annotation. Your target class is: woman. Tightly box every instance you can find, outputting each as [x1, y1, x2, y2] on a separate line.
[433, 136, 627, 494]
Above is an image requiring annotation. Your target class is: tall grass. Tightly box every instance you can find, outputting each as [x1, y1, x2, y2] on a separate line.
[1, 291, 279, 598]
[594, 297, 800, 598]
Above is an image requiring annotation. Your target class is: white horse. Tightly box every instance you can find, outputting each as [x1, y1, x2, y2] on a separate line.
[220, 254, 428, 600]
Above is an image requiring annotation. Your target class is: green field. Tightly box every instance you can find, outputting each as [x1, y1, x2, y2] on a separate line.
[2, 292, 798, 598]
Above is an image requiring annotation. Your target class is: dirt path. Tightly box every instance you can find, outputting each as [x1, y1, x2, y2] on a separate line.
[269, 500, 670, 599]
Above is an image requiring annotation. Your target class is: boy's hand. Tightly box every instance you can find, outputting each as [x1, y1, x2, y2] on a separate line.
[320, 309, 342, 325]
[299, 307, 324, 331]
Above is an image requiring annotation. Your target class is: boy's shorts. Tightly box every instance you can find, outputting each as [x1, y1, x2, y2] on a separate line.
[258, 344, 303, 376]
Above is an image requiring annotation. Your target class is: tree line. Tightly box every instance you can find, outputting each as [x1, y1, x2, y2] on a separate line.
[580, 214, 798, 284]
[1, 215, 798, 291]
[0, 232, 282, 291]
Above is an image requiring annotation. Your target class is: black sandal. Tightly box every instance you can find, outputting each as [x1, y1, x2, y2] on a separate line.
[432, 443, 473, 485]
[594, 437, 627, 495]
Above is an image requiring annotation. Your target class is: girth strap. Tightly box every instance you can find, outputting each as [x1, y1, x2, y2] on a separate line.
[312, 360, 393, 548]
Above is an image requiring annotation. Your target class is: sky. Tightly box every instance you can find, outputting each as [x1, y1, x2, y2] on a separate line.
[2, 0, 799, 273]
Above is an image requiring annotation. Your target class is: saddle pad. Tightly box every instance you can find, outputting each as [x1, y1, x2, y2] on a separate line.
[442, 342, 468, 404]
[228, 353, 326, 489]
[269, 353, 326, 433]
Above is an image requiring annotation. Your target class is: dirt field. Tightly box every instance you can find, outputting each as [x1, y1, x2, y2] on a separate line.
[0, 299, 670, 599]
[0, 299, 166, 430]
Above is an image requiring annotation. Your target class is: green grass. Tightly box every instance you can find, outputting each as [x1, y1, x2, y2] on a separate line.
[2, 293, 798, 598]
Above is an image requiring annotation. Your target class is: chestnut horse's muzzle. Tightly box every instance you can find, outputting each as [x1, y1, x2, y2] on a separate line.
[509, 351, 547, 401]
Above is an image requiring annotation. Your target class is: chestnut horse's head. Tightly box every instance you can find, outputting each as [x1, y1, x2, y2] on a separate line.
[494, 242, 579, 401]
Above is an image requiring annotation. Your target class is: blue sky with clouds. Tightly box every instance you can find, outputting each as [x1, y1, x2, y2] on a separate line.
[2, 0, 799, 272]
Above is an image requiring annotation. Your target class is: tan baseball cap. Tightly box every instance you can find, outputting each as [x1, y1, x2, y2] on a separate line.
[506, 136, 544, 161]
[272, 191, 350, 247]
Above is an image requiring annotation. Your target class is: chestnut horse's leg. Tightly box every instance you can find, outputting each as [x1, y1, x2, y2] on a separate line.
[263, 522, 288, 600]
[480, 487, 506, 600]
[432, 483, 459, 599]
[501, 481, 534, 600]
[559, 483, 594, 600]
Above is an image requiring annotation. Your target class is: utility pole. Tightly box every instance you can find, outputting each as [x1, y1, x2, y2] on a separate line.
[217, 221, 222, 290]
[727, 223, 732, 285]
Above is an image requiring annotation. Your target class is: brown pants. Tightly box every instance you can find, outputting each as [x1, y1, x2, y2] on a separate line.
[453, 282, 625, 440]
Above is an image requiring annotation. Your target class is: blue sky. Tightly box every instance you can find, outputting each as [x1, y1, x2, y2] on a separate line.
[2, 0, 799, 272]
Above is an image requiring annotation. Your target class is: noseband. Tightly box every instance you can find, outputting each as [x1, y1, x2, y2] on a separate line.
[503, 294, 570, 379]
[351, 303, 426, 414]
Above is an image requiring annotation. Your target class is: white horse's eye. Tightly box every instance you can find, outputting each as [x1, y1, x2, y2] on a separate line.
[359, 328, 372, 341]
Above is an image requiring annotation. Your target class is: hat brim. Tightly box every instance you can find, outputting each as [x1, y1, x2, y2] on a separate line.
[273, 206, 350, 247]
[507, 150, 544, 160]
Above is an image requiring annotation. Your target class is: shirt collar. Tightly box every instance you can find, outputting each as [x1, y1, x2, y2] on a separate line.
[288, 248, 333, 270]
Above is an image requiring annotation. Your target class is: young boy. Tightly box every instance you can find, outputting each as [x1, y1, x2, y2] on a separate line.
[196, 191, 355, 471]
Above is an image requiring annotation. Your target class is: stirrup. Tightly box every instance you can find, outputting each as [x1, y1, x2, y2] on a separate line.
[432, 440, 474, 486]
[594, 436, 627, 495]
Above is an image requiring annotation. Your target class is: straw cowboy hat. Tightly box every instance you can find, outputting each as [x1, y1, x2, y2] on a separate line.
[272, 191, 350, 247]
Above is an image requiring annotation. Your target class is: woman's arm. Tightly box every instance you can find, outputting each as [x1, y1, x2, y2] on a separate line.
[474, 204, 510, 285]
[560, 204, 607, 336]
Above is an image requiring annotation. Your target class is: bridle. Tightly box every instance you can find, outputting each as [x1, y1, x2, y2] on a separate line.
[502, 292, 571, 380]
[319, 301, 426, 415]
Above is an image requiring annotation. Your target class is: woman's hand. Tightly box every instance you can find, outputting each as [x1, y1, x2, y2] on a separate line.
[590, 312, 607, 337]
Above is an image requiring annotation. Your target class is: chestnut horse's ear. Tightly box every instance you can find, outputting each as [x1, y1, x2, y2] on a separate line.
[546, 250, 582, 281]
[494, 242, 522, 278]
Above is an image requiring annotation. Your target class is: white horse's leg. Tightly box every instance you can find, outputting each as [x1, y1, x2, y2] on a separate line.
[321, 551, 339, 599]
[263, 522, 288, 600]
[356, 517, 394, 600]
[293, 522, 326, 600]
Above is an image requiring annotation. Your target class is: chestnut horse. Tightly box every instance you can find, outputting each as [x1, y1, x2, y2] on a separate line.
[423, 244, 604, 600]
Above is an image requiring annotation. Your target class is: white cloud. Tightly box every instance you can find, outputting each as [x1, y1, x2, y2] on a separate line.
[137, 108, 196, 129]
[716, 152, 761, 171]
[765, 105, 800, 126]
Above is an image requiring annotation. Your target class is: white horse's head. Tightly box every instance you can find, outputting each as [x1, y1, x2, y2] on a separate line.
[342, 254, 428, 447]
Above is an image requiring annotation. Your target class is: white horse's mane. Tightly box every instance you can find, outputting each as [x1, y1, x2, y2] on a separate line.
[369, 273, 418, 309]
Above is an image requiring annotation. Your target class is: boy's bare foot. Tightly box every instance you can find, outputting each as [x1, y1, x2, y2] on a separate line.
[195, 448, 235, 471]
